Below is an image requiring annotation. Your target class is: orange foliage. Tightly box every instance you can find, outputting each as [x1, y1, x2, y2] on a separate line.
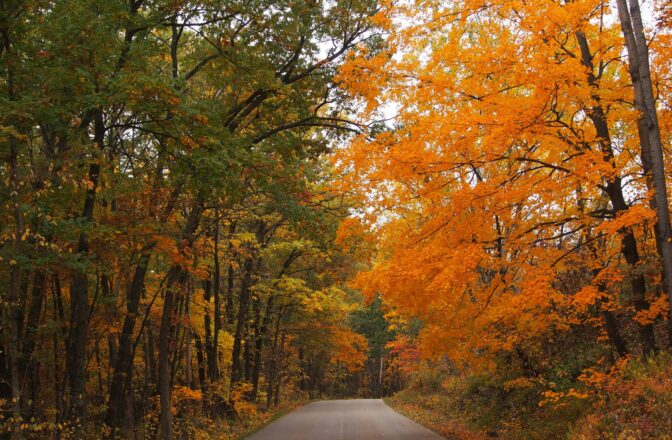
[336, 0, 672, 375]
[330, 328, 369, 373]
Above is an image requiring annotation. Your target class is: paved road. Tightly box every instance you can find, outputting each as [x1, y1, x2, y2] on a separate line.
[246, 399, 444, 440]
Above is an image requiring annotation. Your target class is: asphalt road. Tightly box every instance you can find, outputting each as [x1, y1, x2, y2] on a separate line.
[245, 399, 445, 440]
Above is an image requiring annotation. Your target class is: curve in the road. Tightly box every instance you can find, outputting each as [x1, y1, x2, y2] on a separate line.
[245, 398, 445, 440]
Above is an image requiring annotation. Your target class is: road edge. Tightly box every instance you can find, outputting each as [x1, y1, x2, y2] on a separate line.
[383, 396, 450, 439]
[236, 399, 311, 440]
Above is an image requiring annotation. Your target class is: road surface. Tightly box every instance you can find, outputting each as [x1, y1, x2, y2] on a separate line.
[245, 399, 444, 440]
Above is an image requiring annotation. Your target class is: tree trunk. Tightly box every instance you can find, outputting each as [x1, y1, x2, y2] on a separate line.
[66, 109, 104, 432]
[157, 266, 183, 440]
[52, 274, 67, 418]
[157, 201, 202, 440]
[275, 332, 287, 407]
[250, 300, 268, 402]
[230, 256, 254, 387]
[615, 0, 672, 344]
[267, 311, 283, 408]
[225, 222, 237, 327]
[105, 253, 150, 433]
[147, 326, 157, 387]
[576, 31, 656, 353]
[6, 128, 25, 440]
[106, 175, 180, 432]
[185, 279, 193, 388]
[21, 269, 47, 417]
[194, 333, 207, 403]
[243, 309, 255, 383]
[203, 279, 215, 384]
[211, 207, 221, 381]
[601, 309, 628, 358]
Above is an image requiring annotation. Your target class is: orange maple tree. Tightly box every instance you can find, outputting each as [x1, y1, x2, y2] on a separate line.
[337, 0, 672, 378]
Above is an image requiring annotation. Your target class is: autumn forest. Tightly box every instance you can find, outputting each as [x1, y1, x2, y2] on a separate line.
[2, 0, 672, 439]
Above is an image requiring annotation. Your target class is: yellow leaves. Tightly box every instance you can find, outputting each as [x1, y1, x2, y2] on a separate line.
[230, 382, 257, 418]
[335, 216, 363, 244]
[571, 354, 672, 438]
[107, 324, 122, 335]
[387, 335, 420, 375]
[299, 285, 350, 316]
[173, 386, 203, 402]
[172, 386, 205, 420]
[384, 308, 409, 331]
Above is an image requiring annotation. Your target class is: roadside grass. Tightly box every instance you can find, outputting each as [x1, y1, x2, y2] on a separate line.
[384, 391, 488, 440]
[171, 399, 309, 440]
[232, 399, 310, 440]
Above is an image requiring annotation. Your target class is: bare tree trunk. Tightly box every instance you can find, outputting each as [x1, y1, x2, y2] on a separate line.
[243, 305, 255, 383]
[1, 17, 27, 437]
[52, 275, 67, 419]
[615, 0, 672, 344]
[378, 355, 383, 397]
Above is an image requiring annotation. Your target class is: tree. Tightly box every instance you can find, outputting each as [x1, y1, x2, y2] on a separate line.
[336, 0, 672, 393]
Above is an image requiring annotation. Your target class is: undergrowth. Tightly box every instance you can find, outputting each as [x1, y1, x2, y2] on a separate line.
[386, 354, 672, 440]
